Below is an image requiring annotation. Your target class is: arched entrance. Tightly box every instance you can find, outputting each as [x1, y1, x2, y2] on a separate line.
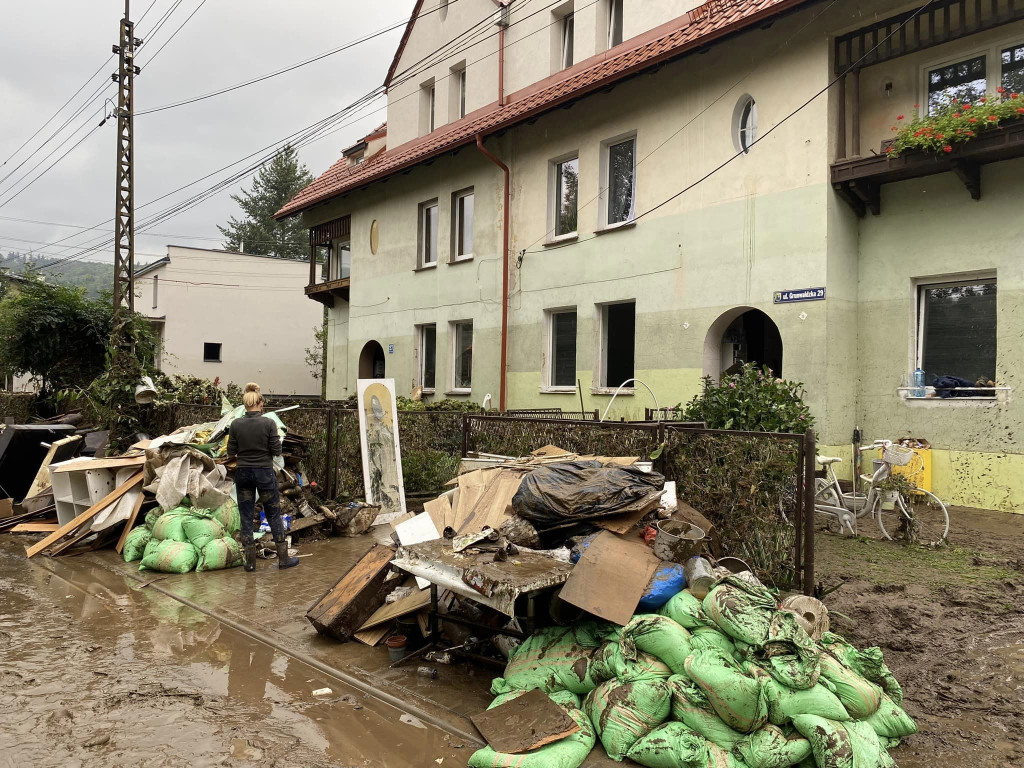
[703, 307, 783, 381]
[358, 340, 386, 379]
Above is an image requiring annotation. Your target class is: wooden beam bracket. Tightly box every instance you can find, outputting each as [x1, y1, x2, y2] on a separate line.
[951, 159, 981, 200]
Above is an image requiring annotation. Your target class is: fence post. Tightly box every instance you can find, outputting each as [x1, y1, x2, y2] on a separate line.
[803, 428, 816, 595]
[461, 413, 469, 458]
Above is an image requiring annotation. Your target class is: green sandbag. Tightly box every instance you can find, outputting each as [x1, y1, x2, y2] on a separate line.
[625, 721, 709, 768]
[702, 576, 777, 647]
[622, 614, 694, 674]
[469, 689, 595, 768]
[142, 537, 161, 560]
[196, 537, 242, 572]
[203, 499, 241, 535]
[791, 715, 894, 768]
[584, 678, 671, 761]
[660, 589, 714, 630]
[763, 679, 849, 725]
[182, 514, 226, 549]
[144, 507, 163, 531]
[818, 653, 882, 719]
[820, 633, 903, 706]
[122, 526, 152, 562]
[690, 626, 736, 656]
[763, 612, 822, 690]
[592, 642, 672, 683]
[139, 539, 198, 573]
[733, 724, 812, 768]
[668, 674, 746, 750]
[151, 512, 190, 542]
[685, 649, 768, 733]
[707, 741, 752, 768]
[501, 626, 601, 695]
[864, 693, 916, 740]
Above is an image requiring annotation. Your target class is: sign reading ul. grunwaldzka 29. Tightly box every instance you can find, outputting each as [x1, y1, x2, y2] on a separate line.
[773, 287, 825, 304]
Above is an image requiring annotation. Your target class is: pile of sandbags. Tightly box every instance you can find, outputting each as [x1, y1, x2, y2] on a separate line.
[122, 497, 242, 573]
[471, 575, 914, 768]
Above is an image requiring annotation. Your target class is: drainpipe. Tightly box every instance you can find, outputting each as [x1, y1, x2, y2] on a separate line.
[475, 134, 510, 412]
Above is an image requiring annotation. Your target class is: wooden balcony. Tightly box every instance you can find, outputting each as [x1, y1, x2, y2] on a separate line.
[305, 277, 349, 307]
[831, 119, 1024, 217]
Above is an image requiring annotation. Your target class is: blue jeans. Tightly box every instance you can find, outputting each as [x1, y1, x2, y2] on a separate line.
[235, 466, 285, 545]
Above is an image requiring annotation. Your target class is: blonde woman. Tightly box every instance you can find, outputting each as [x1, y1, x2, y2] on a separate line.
[226, 383, 299, 571]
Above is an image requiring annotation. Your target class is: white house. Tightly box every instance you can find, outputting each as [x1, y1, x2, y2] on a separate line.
[136, 245, 324, 394]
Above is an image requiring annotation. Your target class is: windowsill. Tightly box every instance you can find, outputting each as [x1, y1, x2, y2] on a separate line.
[413, 263, 438, 272]
[420, 388, 436, 396]
[594, 219, 636, 235]
[445, 389, 472, 396]
[591, 387, 634, 396]
[203, 360, 222, 364]
[447, 255, 474, 265]
[540, 386, 577, 395]
[543, 233, 578, 247]
[902, 396, 1002, 407]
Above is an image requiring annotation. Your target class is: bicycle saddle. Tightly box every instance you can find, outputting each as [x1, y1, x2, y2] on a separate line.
[815, 455, 843, 465]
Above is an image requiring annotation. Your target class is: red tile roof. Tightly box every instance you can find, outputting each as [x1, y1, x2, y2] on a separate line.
[276, 0, 810, 220]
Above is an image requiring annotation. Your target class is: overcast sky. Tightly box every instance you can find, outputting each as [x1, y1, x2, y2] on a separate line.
[0, 0, 414, 268]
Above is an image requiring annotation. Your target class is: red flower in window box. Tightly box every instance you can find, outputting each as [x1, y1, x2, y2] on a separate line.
[963, 103, 972, 110]
[953, 112, 961, 118]
[980, 96, 987, 103]
[936, 133, 944, 139]
[987, 115, 998, 121]
[969, 117, 978, 123]
[1018, 107, 1024, 114]
[997, 86, 1006, 94]
[1013, 93, 1020, 99]
[943, 145, 952, 153]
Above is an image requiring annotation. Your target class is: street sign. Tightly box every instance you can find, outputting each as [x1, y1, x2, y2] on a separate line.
[388, 344, 395, 354]
[773, 287, 825, 304]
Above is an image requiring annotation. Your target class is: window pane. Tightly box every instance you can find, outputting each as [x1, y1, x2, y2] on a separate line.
[422, 325, 436, 389]
[921, 283, 996, 384]
[555, 157, 579, 235]
[604, 303, 635, 387]
[422, 204, 438, 264]
[928, 55, 986, 114]
[454, 322, 473, 389]
[337, 238, 351, 279]
[458, 193, 474, 256]
[552, 311, 577, 387]
[609, 0, 623, 47]
[1002, 44, 1024, 95]
[607, 138, 635, 225]
[460, 70, 467, 117]
[562, 15, 574, 68]
[739, 99, 757, 152]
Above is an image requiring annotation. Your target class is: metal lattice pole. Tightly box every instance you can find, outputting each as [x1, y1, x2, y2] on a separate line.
[112, 0, 136, 331]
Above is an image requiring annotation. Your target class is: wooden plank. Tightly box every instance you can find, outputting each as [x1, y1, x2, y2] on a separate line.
[26, 472, 143, 558]
[358, 584, 432, 630]
[530, 444, 572, 457]
[10, 523, 59, 533]
[353, 623, 393, 646]
[593, 491, 662, 535]
[48, 525, 96, 557]
[306, 544, 397, 641]
[25, 435, 82, 499]
[114, 491, 146, 555]
[471, 688, 580, 754]
[50, 455, 145, 474]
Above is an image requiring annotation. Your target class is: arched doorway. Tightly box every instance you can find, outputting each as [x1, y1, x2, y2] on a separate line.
[358, 340, 386, 379]
[703, 307, 783, 381]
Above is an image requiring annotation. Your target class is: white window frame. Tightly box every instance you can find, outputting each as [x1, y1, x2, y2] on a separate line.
[910, 271, 998, 400]
[607, 0, 623, 49]
[599, 132, 637, 229]
[449, 62, 467, 121]
[549, 151, 580, 241]
[918, 34, 1024, 116]
[417, 323, 437, 394]
[420, 79, 436, 135]
[593, 300, 636, 393]
[543, 307, 578, 393]
[451, 187, 474, 262]
[450, 320, 474, 393]
[418, 199, 439, 268]
[560, 12, 574, 69]
[735, 96, 757, 154]
[330, 236, 351, 280]
[459, 68, 467, 118]
[429, 85, 436, 132]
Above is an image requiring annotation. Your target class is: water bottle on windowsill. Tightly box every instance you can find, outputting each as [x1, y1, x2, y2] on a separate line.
[913, 368, 926, 398]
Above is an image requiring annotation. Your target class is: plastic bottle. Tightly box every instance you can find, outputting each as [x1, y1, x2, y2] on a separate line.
[913, 368, 926, 398]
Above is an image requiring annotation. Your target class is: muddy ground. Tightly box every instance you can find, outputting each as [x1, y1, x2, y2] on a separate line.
[815, 507, 1024, 768]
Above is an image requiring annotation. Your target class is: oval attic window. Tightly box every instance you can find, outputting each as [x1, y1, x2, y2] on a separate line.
[369, 219, 379, 254]
[737, 97, 758, 154]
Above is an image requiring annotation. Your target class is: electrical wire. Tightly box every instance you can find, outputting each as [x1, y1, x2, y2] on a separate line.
[137, 0, 207, 67]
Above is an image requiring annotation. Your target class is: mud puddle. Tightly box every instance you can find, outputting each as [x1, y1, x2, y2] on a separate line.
[0, 538, 469, 767]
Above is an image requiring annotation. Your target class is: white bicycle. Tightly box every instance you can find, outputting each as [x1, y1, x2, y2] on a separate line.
[813, 440, 949, 546]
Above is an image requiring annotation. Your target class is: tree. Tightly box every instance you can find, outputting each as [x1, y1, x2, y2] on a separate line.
[218, 145, 313, 259]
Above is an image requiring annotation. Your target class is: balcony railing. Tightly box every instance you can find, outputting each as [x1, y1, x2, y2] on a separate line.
[306, 215, 350, 307]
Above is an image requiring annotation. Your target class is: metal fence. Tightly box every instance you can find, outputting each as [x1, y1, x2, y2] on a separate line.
[463, 414, 663, 459]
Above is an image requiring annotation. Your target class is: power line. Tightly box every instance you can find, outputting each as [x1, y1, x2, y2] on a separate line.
[138, 0, 207, 66]
[0, 121, 105, 210]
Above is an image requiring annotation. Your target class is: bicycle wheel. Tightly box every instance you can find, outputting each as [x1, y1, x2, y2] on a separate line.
[875, 492, 906, 542]
[902, 489, 950, 546]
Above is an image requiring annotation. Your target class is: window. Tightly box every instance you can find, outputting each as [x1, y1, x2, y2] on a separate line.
[418, 324, 436, 392]
[418, 200, 439, 267]
[459, 68, 467, 118]
[599, 302, 635, 388]
[450, 63, 467, 121]
[152, 274, 158, 309]
[452, 321, 473, 390]
[917, 279, 996, 388]
[420, 81, 436, 135]
[1002, 42, 1024, 94]
[452, 188, 474, 261]
[429, 85, 436, 132]
[928, 55, 986, 114]
[203, 342, 222, 363]
[330, 236, 351, 280]
[607, 0, 623, 48]
[561, 12, 575, 69]
[605, 136, 636, 225]
[553, 155, 579, 237]
[547, 309, 577, 388]
[738, 97, 757, 153]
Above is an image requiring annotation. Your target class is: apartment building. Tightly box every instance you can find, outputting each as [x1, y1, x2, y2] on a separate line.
[277, 0, 1024, 512]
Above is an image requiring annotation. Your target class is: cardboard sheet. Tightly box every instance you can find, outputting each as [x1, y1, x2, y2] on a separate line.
[471, 688, 580, 754]
[395, 512, 441, 589]
[558, 530, 660, 625]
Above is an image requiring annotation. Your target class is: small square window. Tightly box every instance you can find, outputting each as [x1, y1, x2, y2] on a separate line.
[418, 200, 439, 267]
[203, 342, 222, 363]
[547, 309, 577, 388]
[553, 156, 579, 237]
[599, 302, 635, 388]
[917, 279, 996, 389]
[452, 320, 473, 390]
[452, 189, 474, 260]
[418, 324, 436, 392]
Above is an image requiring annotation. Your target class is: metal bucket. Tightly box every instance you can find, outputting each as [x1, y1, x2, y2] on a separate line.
[652, 519, 706, 564]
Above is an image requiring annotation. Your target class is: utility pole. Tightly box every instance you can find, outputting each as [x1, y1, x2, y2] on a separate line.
[111, 0, 140, 342]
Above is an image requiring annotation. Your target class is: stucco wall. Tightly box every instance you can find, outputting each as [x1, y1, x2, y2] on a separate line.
[142, 247, 322, 394]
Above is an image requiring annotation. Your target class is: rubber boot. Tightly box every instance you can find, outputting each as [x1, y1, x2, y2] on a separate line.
[243, 542, 256, 572]
[276, 540, 299, 569]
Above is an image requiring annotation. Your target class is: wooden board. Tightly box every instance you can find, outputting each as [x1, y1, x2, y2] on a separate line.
[114, 492, 146, 555]
[358, 584, 432, 630]
[306, 544, 397, 641]
[422, 495, 450, 534]
[558, 530, 661, 626]
[452, 470, 493, 532]
[593, 491, 662, 535]
[26, 472, 143, 558]
[456, 470, 521, 535]
[50, 455, 145, 474]
[25, 435, 82, 499]
[531, 444, 572, 457]
[471, 688, 580, 754]
[10, 523, 59, 533]
[353, 623, 393, 647]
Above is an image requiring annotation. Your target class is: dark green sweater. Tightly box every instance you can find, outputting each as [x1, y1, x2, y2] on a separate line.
[227, 411, 282, 468]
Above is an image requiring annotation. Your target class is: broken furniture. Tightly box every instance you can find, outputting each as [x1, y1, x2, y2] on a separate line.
[306, 544, 398, 641]
[0, 424, 76, 502]
[49, 455, 145, 527]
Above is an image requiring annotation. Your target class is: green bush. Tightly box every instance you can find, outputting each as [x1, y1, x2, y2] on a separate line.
[681, 363, 814, 434]
[401, 448, 459, 496]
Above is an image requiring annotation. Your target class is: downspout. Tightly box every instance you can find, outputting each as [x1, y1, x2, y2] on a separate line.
[475, 134, 510, 412]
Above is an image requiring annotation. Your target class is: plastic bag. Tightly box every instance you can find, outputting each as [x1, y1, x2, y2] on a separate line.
[668, 674, 746, 750]
[703, 575, 777, 647]
[512, 461, 664, 529]
[685, 648, 768, 733]
[733, 724, 813, 768]
[621, 614, 693, 675]
[659, 589, 714, 630]
[196, 537, 242, 572]
[139, 540, 198, 573]
[182, 514, 226, 550]
[791, 715, 894, 768]
[584, 678, 671, 761]
[151, 512, 190, 542]
[122, 526, 152, 562]
[638, 563, 688, 610]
